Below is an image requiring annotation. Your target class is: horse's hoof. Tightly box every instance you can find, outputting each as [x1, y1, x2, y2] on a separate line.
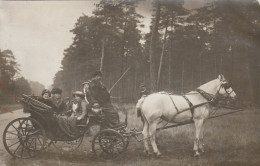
[144, 150, 152, 156]
[194, 152, 200, 157]
[155, 152, 162, 157]
[200, 149, 205, 153]
[151, 152, 161, 158]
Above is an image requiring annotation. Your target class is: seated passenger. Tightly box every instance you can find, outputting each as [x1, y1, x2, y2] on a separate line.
[38, 89, 52, 106]
[69, 91, 88, 120]
[50, 88, 66, 115]
[54, 91, 87, 138]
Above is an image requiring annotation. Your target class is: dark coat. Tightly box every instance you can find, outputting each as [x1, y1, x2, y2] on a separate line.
[88, 79, 119, 128]
[38, 97, 53, 107]
[89, 80, 111, 107]
[50, 97, 66, 115]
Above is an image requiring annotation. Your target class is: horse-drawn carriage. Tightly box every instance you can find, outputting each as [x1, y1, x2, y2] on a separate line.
[2, 94, 140, 159]
[3, 75, 243, 159]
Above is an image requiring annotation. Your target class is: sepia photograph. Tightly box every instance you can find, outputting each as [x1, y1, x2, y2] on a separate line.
[0, 0, 259, 165]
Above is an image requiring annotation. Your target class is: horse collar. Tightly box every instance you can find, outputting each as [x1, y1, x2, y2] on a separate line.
[196, 89, 217, 105]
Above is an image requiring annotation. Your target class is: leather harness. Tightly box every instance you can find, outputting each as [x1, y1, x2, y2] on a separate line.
[167, 89, 215, 122]
[182, 95, 194, 120]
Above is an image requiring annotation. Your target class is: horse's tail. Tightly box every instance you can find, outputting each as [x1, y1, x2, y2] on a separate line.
[140, 106, 149, 126]
[136, 95, 146, 111]
[137, 96, 150, 134]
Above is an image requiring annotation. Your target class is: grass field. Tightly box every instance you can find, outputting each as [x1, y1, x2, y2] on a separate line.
[3, 104, 260, 166]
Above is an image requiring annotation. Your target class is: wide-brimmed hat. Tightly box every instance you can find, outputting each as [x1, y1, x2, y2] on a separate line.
[92, 71, 103, 78]
[72, 91, 85, 98]
[51, 88, 62, 94]
[41, 89, 51, 97]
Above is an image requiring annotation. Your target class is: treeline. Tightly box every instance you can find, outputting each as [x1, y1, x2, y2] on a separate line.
[0, 50, 32, 104]
[53, 0, 260, 106]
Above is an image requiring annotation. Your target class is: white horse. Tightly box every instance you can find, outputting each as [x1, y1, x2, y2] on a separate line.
[139, 74, 237, 156]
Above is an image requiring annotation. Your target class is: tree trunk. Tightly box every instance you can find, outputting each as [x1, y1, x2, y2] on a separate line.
[169, 40, 172, 90]
[168, 17, 174, 91]
[121, 21, 127, 98]
[149, 2, 161, 92]
[181, 61, 184, 93]
[199, 51, 202, 85]
[100, 38, 105, 72]
[157, 25, 168, 91]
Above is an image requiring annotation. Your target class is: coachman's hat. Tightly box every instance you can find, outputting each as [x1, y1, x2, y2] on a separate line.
[51, 88, 62, 94]
[72, 91, 85, 98]
[92, 71, 103, 78]
[41, 89, 51, 97]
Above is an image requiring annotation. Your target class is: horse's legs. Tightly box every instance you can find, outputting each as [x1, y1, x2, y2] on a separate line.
[149, 122, 161, 156]
[142, 120, 150, 154]
[193, 119, 204, 156]
[199, 123, 205, 153]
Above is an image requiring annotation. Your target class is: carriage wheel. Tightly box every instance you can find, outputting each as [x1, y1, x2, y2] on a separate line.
[52, 136, 83, 152]
[119, 128, 129, 150]
[92, 129, 126, 159]
[3, 117, 46, 159]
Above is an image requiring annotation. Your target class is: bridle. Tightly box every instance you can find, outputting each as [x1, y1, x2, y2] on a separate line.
[216, 82, 234, 99]
[196, 81, 235, 105]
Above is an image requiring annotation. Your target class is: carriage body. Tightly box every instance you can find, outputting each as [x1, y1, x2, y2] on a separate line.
[3, 94, 129, 159]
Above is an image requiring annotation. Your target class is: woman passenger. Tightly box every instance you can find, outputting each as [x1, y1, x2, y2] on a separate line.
[38, 89, 52, 106]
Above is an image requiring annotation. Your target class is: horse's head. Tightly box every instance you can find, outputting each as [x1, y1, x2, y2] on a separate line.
[216, 74, 237, 100]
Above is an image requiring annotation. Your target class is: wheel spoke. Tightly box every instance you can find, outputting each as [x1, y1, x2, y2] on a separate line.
[5, 138, 19, 140]
[7, 140, 20, 148]
[37, 137, 43, 147]
[21, 145, 24, 158]
[7, 131, 20, 136]
[18, 120, 24, 135]
[27, 130, 40, 136]
[11, 124, 21, 135]
[24, 120, 30, 136]
[13, 143, 22, 155]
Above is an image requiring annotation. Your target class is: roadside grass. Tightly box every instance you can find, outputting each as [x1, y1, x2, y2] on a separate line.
[115, 104, 260, 165]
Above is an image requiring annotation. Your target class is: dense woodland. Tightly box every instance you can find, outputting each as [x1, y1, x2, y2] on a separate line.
[53, 0, 259, 106]
[0, 50, 46, 104]
[1, 0, 259, 106]
[0, 50, 32, 104]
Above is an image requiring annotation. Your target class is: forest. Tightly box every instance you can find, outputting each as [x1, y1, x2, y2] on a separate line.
[53, 0, 259, 106]
[0, 50, 32, 104]
[1, 0, 259, 106]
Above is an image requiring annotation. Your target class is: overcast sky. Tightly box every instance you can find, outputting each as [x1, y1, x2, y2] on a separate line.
[0, 0, 205, 88]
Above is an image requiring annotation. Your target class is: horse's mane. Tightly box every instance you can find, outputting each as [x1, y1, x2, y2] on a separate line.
[197, 79, 220, 94]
